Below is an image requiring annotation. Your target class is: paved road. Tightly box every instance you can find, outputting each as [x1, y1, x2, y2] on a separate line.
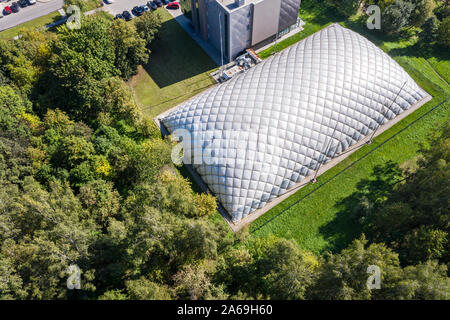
[0, 0, 64, 32]
[0, 0, 169, 33]
[101, 0, 160, 16]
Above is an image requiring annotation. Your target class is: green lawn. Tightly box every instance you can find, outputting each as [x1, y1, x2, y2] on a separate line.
[84, 0, 102, 12]
[129, 9, 217, 118]
[248, 2, 450, 254]
[0, 11, 62, 40]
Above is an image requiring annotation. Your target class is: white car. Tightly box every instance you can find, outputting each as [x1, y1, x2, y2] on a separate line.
[104, 0, 114, 4]
[28, 0, 36, 4]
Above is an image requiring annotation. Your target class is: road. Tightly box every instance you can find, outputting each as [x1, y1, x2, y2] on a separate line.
[0, 0, 64, 32]
[0, 0, 168, 32]
[100, 0, 165, 16]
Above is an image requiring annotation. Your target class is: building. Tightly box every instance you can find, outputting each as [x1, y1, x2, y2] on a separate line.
[180, 0, 302, 63]
[159, 24, 431, 228]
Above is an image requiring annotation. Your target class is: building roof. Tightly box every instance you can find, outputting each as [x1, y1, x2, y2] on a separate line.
[161, 24, 429, 223]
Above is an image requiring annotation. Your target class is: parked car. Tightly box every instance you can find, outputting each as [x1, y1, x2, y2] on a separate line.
[141, 5, 150, 12]
[104, 0, 114, 4]
[166, 2, 179, 9]
[10, 2, 20, 13]
[132, 6, 144, 16]
[27, 0, 36, 5]
[154, 0, 163, 7]
[147, 1, 157, 10]
[18, 0, 28, 8]
[162, 0, 170, 4]
[114, 13, 124, 20]
[122, 10, 132, 21]
[3, 6, 12, 15]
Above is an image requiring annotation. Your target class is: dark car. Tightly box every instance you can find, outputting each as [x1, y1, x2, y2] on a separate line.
[10, 2, 20, 13]
[162, 0, 170, 4]
[18, 0, 28, 8]
[122, 10, 132, 21]
[10, 2, 20, 12]
[3, 6, 12, 15]
[166, 2, 179, 9]
[154, 0, 163, 7]
[131, 6, 144, 16]
[114, 13, 124, 20]
[147, 1, 157, 10]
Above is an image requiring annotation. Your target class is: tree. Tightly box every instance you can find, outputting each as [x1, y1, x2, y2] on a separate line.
[434, 1, 450, 21]
[173, 263, 228, 300]
[146, 171, 217, 218]
[47, 16, 118, 122]
[394, 260, 450, 299]
[126, 277, 172, 300]
[134, 11, 162, 47]
[436, 16, 450, 46]
[100, 77, 144, 128]
[383, 0, 415, 34]
[0, 254, 26, 299]
[98, 289, 129, 300]
[362, 121, 450, 265]
[365, 0, 395, 10]
[0, 86, 33, 185]
[309, 236, 403, 300]
[324, 0, 361, 17]
[256, 238, 319, 300]
[410, 0, 436, 27]
[419, 15, 440, 43]
[79, 180, 121, 227]
[108, 19, 149, 79]
[0, 177, 97, 299]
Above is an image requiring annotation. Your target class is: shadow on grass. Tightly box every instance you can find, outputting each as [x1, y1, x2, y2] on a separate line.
[318, 161, 403, 253]
[388, 40, 450, 62]
[144, 18, 216, 88]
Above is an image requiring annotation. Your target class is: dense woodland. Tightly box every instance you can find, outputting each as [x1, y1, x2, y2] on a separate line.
[327, 0, 449, 46]
[0, 2, 449, 300]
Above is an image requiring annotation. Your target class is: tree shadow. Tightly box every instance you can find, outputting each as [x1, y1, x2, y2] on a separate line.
[389, 40, 450, 62]
[318, 161, 403, 253]
[143, 18, 216, 88]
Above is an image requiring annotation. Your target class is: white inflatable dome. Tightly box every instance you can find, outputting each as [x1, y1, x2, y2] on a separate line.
[162, 24, 429, 223]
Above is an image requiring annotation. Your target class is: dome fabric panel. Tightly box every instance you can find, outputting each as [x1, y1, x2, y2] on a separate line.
[161, 24, 429, 223]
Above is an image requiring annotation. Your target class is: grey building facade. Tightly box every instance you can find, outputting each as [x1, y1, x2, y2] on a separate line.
[180, 0, 302, 63]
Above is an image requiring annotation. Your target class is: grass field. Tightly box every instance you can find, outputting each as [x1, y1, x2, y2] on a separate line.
[248, 2, 450, 254]
[128, 9, 217, 118]
[0, 11, 61, 40]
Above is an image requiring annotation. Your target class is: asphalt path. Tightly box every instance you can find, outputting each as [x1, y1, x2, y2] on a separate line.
[0, 0, 169, 32]
[0, 0, 64, 32]
[101, 0, 166, 16]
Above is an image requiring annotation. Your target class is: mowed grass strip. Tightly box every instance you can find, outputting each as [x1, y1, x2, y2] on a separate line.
[0, 11, 62, 40]
[249, 3, 450, 254]
[129, 9, 217, 118]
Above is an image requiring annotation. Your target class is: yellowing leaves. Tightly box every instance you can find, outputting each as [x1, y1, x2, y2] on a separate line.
[93, 156, 112, 178]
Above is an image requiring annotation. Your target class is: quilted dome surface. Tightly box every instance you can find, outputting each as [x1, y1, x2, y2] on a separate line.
[161, 24, 428, 223]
